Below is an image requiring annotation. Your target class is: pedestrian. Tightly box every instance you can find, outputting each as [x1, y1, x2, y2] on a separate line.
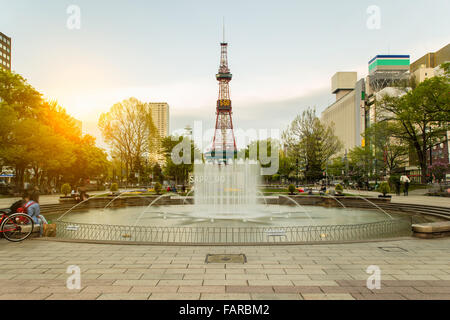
[395, 180, 401, 196]
[22, 191, 48, 236]
[403, 177, 410, 196]
[400, 175, 410, 196]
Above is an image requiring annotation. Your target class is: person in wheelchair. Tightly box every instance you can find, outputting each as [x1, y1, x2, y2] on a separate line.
[18, 191, 48, 235]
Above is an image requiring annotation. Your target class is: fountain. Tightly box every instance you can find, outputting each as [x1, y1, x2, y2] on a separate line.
[55, 158, 405, 229]
[43, 35, 433, 243]
[191, 160, 261, 219]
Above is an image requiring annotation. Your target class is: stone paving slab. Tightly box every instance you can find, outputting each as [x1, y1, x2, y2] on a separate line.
[200, 293, 251, 300]
[46, 294, 101, 300]
[0, 238, 449, 300]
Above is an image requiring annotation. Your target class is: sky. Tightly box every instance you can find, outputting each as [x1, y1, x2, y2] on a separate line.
[1, 0, 449, 148]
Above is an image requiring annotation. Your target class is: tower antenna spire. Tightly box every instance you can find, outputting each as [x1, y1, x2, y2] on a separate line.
[222, 17, 225, 43]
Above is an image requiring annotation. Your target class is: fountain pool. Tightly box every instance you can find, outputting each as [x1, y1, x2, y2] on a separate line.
[55, 203, 409, 228]
[52, 161, 414, 244]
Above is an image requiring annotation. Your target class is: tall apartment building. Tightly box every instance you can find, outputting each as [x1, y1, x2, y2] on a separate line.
[145, 102, 170, 165]
[0, 32, 11, 71]
[146, 102, 170, 138]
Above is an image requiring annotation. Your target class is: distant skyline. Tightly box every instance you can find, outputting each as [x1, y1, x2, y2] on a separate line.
[1, 0, 449, 146]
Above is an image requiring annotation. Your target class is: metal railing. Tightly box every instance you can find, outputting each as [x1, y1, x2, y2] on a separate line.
[55, 219, 412, 244]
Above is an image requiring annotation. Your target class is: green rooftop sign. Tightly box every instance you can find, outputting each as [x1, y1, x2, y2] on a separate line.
[368, 55, 410, 72]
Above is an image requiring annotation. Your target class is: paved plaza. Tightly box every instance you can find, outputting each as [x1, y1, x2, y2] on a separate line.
[0, 237, 449, 300]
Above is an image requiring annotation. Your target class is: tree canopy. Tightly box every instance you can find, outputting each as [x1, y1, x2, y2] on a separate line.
[376, 63, 450, 183]
[283, 108, 342, 183]
[0, 69, 109, 192]
[99, 97, 158, 186]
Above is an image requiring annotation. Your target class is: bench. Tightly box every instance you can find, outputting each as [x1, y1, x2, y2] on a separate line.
[412, 221, 450, 239]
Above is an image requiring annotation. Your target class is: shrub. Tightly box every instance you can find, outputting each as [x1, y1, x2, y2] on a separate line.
[110, 183, 118, 192]
[154, 182, 162, 195]
[335, 183, 344, 194]
[61, 183, 71, 197]
[288, 184, 296, 195]
[378, 182, 390, 196]
[389, 174, 401, 194]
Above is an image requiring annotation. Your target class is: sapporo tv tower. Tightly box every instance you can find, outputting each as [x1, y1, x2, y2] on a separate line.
[208, 24, 237, 163]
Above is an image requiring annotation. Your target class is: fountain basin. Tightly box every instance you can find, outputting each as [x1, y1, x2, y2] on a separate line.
[49, 196, 416, 244]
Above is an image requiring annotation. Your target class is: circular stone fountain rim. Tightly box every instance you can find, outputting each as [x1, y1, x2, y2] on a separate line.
[54, 217, 412, 245]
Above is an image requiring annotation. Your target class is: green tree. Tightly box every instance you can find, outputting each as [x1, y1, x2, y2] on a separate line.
[0, 69, 111, 192]
[376, 64, 450, 183]
[67, 135, 109, 186]
[161, 135, 198, 185]
[283, 108, 342, 183]
[378, 181, 391, 197]
[244, 138, 281, 183]
[154, 182, 162, 195]
[327, 157, 345, 180]
[364, 121, 409, 176]
[61, 183, 71, 197]
[0, 70, 42, 188]
[278, 151, 295, 184]
[429, 160, 449, 184]
[0, 70, 42, 118]
[288, 184, 296, 195]
[99, 98, 158, 187]
[151, 163, 164, 184]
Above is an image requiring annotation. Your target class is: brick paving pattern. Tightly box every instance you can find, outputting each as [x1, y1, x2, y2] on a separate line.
[0, 238, 449, 300]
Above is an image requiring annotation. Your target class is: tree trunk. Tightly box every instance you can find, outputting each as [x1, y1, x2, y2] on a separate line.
[15, 165, 25, 192]
[421, 134, 428, 184]
[33, 166, 40, 187]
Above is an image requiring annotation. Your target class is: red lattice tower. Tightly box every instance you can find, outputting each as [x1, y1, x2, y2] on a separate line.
[211, 40, 237, 162]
